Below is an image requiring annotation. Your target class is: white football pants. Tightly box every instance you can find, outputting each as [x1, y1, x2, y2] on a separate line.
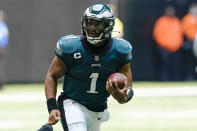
[62, 99, 110, 131]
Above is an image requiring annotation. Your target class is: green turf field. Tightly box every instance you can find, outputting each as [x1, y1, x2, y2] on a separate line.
[0, 82, 197, 131]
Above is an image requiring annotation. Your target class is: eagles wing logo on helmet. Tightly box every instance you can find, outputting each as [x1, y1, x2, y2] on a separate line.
[82, 3, 115, 45]
[91, 4, 105, 13]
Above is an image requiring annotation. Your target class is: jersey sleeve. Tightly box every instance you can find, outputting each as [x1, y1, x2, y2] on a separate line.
[116, 38, 132, 65]
[121, 44, 132, 65]
[54, 35, 81, 66]
[55, 36, 65, 61]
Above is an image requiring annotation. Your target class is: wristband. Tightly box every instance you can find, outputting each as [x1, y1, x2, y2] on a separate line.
[126, 87, 134, 102]
[47, 98, 58, 113]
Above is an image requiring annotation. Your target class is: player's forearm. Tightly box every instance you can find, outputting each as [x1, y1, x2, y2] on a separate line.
[128, 71, 133, 88]
[126, 71, 134, 102]
[45, 73, 58, 100]
[118, 63, 133, 87]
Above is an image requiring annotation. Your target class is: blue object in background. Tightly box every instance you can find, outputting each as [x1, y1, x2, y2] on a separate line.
[0, 21, 9, 48]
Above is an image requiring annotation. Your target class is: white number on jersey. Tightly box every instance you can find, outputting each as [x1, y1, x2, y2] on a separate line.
[87, 73, 99, 94]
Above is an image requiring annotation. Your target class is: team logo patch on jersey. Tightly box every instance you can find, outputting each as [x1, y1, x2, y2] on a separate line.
[74, 52, 81, 59]
[91, 63, 101, 67]
[94, 56, 99, 61]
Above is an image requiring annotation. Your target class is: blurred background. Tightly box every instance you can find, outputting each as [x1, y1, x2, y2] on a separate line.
[0, 0, 196, 83]
[0, 0, 197, 131]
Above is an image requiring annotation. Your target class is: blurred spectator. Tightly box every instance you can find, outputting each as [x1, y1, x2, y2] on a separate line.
[193, 34, 197, 73]
[0, 10, 9, 89]
[193, 34, 197, 58]
[112, 17, 124, 38]
[109, 1, 124, 38]
[153, 6, 183, 81]
[181, 3, 197, 80]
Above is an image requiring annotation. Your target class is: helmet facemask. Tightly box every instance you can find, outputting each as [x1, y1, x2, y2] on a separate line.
[82, 17, 113, 44]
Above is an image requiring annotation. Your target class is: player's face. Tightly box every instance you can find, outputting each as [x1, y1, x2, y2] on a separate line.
[83, 18, 108, 37]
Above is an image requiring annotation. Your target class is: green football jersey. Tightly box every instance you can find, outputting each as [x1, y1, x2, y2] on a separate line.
[55, 35, 132, 112]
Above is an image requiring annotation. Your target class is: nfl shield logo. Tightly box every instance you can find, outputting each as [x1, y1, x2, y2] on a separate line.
[94, 56, 99, 61]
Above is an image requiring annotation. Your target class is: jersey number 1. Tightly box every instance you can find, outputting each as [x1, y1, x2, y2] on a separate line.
[87, 73, 99, 94]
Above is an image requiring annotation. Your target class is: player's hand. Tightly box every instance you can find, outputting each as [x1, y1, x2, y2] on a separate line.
[106, 79, 128, 104]
[48, 109, 61, 125]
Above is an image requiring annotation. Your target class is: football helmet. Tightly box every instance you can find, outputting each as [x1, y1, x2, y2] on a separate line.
[82, 3, 115, 45]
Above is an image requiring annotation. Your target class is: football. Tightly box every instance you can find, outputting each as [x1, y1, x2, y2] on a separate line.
[107, 72, 128, 89]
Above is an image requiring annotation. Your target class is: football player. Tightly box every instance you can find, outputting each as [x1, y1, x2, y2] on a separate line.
[45, 3, 134, 131]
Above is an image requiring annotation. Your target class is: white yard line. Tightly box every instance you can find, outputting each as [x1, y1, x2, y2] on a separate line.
[0, 87, 197, 103]
[0, 121, 23, 129]
[134, 87, 197, 97]
[122, 110, 197, 118]
[0, 93, 45, 103]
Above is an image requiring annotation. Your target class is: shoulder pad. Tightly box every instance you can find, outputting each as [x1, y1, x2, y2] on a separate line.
[113, 37, 132, 53]
[56, 35, 81, 53]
